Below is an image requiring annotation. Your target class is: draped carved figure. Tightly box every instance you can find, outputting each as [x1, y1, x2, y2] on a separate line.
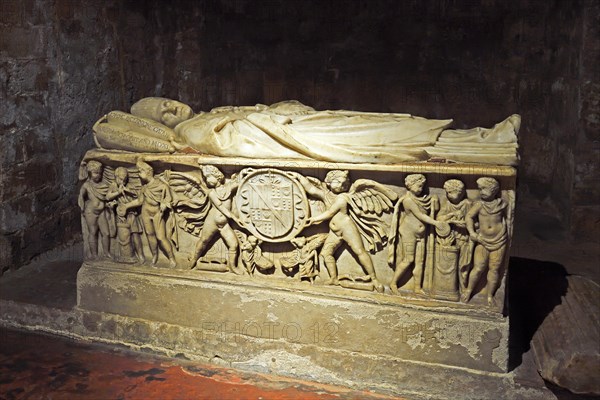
[92, 97, 520, 165]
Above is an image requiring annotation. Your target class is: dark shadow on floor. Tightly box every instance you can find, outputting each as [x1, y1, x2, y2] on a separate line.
[508, 257, 600, 399]
[0, 260, 81, 309]
[508, 256, 568, 371]
[545, 380, 600, 400]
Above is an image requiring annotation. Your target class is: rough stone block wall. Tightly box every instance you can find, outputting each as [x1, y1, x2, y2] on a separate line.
[572, 0, 600, 240]
[0, 0, 148, 274]
[1, 0, 598, 274]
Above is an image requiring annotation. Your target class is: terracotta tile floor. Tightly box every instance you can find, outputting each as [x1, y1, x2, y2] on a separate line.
[0, 327, 397, 400]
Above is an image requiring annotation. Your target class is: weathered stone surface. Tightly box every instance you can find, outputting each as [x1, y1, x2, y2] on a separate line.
[0, 293, 552, 399]
[0, 248, 559, 399]
[532, 275, 600, 394]
[77, 261, 510, 372]
[0, 0, 130, 270]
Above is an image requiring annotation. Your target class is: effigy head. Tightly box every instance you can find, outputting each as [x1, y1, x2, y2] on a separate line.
[325, 170, 350, 193]
[131, 97, 194, 128]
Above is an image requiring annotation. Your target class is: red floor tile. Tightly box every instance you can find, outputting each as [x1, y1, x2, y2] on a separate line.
[0, 327, 400, 400]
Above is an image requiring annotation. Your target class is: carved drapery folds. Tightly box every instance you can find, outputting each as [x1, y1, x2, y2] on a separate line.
[79, 154, 515, 309]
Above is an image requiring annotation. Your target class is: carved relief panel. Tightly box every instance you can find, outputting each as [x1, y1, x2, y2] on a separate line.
[79, 152, 516, 311]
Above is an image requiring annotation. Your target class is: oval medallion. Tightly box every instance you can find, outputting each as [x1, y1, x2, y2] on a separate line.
[236, 169, 308, 242]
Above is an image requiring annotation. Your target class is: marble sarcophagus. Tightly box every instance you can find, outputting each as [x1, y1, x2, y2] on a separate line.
[76, 98, 526, 398]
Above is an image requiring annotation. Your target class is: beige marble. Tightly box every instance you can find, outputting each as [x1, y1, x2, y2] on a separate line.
[93, 98, 520, 165]
[78, 100, 522, 396]
[78, 150, 516, 311]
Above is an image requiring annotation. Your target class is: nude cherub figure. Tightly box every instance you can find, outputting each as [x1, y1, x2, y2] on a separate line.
[78, 160, 112, 259]
[293, 170, 395, 293]
[106, 167, 145, 263]
[462, 177, 508, 306]
[119, 160, 177, 268]
[188, 164, 242, 274]
[388, 174, 445, 295]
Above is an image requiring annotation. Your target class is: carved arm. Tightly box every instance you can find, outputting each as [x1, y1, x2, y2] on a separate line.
[405, 197, 441, 228]
[466, 203, 482, 242]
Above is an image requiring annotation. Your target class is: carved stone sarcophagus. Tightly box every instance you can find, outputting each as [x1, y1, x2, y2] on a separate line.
[77, 98, 522, 398]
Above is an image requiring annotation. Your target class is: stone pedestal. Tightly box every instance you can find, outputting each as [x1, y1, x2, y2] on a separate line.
[76, 261, 516, 398]
[78, 261, 509, 371]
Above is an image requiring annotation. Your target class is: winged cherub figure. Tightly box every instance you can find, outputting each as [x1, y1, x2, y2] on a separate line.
[292, 170, 397, 293]
[166, 164, 243, 274]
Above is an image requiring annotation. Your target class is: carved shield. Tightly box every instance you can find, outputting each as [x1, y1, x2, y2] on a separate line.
[237, 169, 308, 242]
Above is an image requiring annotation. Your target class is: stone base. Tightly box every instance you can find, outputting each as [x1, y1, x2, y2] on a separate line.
[64, 261, 544, 398]
[0, 256, 553, 399]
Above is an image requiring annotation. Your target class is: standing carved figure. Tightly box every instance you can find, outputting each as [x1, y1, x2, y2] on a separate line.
[119, 160, 177, 268]
[462, 177, 508, 306]
[78, 160, 113, 259]
[432, 179, 473, 300]
[106, 167, 145, 263]
[293, 170, 397, 293]
[388, 174, 445, 295]
[187, 164, 242, 274]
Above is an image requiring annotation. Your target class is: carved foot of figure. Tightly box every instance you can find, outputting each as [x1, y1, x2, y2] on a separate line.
[487, 296, 496, 308]
[325, 277, 339, 286]
[151, 253, 159, 267]
[460, 290, 471, 303]
[372, 279, 384, 293]
[120, 256, 138, 264]
[389, 282, 399, 295]
[230, 266, 245, 276]
[168, 258, 177, 269]
[188, 255, 197, 270]
[414, 286, 426, 296]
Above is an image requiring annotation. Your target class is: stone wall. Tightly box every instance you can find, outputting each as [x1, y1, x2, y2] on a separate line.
[1, 0, 598, 274]
[572, 0, 600, 240]
[0, 0, 139, 273]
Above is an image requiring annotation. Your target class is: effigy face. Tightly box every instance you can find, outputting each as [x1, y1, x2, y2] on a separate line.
[76, 100, 523, 398]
